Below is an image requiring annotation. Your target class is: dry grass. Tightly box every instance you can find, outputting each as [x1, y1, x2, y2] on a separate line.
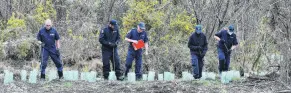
[0, 77, 289, 93]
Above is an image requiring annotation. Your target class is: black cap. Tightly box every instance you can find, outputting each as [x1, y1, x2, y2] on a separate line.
[110, 20, 118, 26]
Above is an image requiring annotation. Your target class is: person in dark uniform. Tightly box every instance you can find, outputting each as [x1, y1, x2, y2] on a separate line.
[99, 20, 123, 80]
[188, 25, 208, 79]
[37, 19, 63, 80]
[124, 22, 149, 80]
[214, 25, 239, 73]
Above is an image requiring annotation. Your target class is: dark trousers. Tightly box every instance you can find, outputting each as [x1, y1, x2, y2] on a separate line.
[218, 48, 231, 73]
[125, 50, 143, 79]
[102, 48, 122, 79]
[40, 48, 63, 74]
[191, 54, 204, 78]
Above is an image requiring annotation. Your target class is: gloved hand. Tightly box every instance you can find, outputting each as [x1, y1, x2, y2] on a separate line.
[108, 42, 117, 47]
[56, 48, 60, 56]
[220, 39, 225, 43]
[115, 42, 119, 46]
[190, 46, 202, 51]
[198, 46, 203, 51]
[227, 49, 232, 54]
[195, 46, 202, 50]
[41, 43, 45, 47]
[200, 52, 206, 57]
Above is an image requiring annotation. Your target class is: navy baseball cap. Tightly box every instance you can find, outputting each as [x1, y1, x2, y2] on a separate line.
[110, 20, 118, 26]
[195, 25, 202, 32]
[228, 25, 234, 32]
[138, 22, 145, 30]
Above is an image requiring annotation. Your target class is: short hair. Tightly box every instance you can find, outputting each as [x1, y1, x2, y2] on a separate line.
[45, 19, 52, 25]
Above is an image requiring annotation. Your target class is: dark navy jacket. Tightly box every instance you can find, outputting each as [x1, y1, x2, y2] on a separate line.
[126, 28, 149, 51]
[99, 26, 120, 51]
[188, 32, 208, 56]
[215, 30, 238, 51]
[37, 27, 60, 54]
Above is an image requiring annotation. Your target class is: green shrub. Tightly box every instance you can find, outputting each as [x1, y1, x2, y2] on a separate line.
[33, 0, 56, 24]
[17, 40, 31, 58]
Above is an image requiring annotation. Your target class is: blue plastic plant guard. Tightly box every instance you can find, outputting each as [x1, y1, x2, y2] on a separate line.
[4, 70, 13, 84]
[108, 71, 116, 81]
[201, 72, 207, 80]
[182, 72, 193, 81]
[207, 72, 216, 80]
[127, 72, 136, 82]
[164, 72, 174, 81]
[233, 71, 240, 79]
[21, 70, 27, 81]
[164, 72, 171, 81]
[72, 70, 79, 81]
[221, 72, 229, 84]
[81, 72, 89, 80]
[148, 71, 155, 81]
[158, 74, 163, 81]
[28, 69, 38, 83]
[182, 71, 188, 81]
[142, 74, 147, 81]
[63, 71, 70, 80]
[170, 73, 175, 80]
[88, 71, 97, 82]
[225, 71, 234, 82]
[48, 70, 57, 81]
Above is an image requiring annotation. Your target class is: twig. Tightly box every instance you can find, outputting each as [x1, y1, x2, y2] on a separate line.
[277, 80, 291, 90]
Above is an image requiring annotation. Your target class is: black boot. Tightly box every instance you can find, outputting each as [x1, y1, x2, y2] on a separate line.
[41, 74, 45, 79]
[219, 60, 226, 72]
[117, 76, 124, 81]
[193, 74, 200, 79]
[58, 71, 63, 79]
[103, 72, 109, 80]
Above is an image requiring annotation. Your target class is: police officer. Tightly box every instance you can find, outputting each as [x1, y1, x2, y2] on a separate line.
[214, 25, 239, 73]
[37, 19, 63, 80]
[99, 20, 123, 80]
[188, 25, 208, 79]
[124, 22, 149, 80]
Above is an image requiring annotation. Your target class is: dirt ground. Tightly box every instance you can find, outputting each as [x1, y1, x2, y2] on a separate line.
[1, 75, 290, 93]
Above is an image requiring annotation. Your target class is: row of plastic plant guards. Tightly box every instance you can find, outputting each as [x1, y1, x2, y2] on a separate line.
[54, 70, 101, 82]
[48, 70, 101, 82]
[182, 70, 241, 83]
[201, 72, 216, 80]
[4, 70, 240, 84]
[3, 69, 101, 84]
[182, 72, 194, 81]
[4, 69, 38, 84]
[108, 71, 175, 82]
[220, 70, 241, 84]
[62, 70, 240, 83]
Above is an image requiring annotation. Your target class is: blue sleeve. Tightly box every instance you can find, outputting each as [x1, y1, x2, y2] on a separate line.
[143, 32, 149, 43]
[202, 34, 208, 55]
[55, 30, 60, 40]
[188, 34, 194, 49]
[37, 31, 41, 41]
[215, 30, 223, 37]
[116, 30, 121, 43]
[233, 35, 238, 45]
[188, 34, 199, 50]
[99, 29, 110, 45]
[126, 30, 132, 39]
